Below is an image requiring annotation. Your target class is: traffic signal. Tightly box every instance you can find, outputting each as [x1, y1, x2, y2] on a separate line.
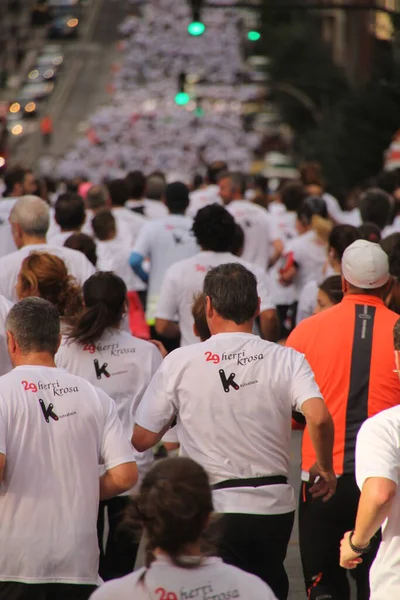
[188, 0, 205, 36]
[248, 31, 261, 41]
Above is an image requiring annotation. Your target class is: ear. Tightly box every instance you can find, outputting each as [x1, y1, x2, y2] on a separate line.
[341, 275, 348, 294]
[6, 331, 17, 357]
[395, 350, 400, 375]
[254, 297, 261, 319]
[205, 295, 213, 319]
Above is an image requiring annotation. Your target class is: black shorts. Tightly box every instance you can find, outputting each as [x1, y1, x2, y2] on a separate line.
[0, 582, 97, 600]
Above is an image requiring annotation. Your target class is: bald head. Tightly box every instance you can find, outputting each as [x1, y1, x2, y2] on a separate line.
[9, 196, 49, 245]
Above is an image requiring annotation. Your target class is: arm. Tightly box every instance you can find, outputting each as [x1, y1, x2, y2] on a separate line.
[100, 462, 138, 501]
[155, 318, 180, 339]
[132, 418, 175, 452]
[340, 415, 399, 568]
[268, 239, 284, 268]
[129, 251, 149, 283]
[259, 309, 279, 343]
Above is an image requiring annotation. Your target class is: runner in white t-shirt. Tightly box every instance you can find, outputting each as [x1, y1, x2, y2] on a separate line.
[279, 197, 330, 300]
[187, 161, 227, 218]
[56, 271, 162, 580]
[91, 457, 277, 600]
[107, 179, 147, 248]
[339, 317, 400, 600]
[0, 297, 137, 599]
[133, 263, 336, 600]
[155, 204, 278, 345]
[125, 170, 168, 219]
[131, 182, 199, 325]
[218, 172, 282, 269]
[47, 192, 86, 246]
[0, 196, 95, 302]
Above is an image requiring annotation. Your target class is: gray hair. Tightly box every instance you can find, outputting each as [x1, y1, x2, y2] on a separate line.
[86, 185, 108, 210]
[9, 195, 49, 237]
[146, 175, 166, 201]
[6, 297, 60, 355]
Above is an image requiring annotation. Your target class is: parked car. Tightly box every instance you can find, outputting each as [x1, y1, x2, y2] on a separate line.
[48, 14, 79, 39]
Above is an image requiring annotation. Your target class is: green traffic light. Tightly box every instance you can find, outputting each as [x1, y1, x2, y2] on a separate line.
[188, 21, 206, 36]
[175, 92, 190, 106]
[248, 31, 261, 41]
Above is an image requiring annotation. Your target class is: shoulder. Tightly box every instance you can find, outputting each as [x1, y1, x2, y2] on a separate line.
[91, 570, 145, 600]
[360, 406, 400, 439]
[164, 255, 196, 279]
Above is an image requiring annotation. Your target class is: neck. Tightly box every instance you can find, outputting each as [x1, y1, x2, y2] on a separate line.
[13, 352, 56, 368]
[61, 227, 80, 233]
[154, 541, 202, 559]
[20, 234, 46, 247]
[209, 320, 253, 335]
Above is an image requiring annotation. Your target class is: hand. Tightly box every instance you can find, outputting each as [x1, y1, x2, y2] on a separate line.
[308, 463, 337, 502]
[340, 531, 363, 569]
[149, 339, 168, 359]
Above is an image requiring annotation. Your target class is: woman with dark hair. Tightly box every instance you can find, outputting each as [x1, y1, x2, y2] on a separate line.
[314, 276, 343, 313]
[56, 271, 162, 581]
[90, 457, 277, 600]
[64, 232, 98, 267]
[16, 251, 83, 319]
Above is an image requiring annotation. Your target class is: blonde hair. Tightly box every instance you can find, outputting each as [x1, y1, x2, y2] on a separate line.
[17, 252, 83, 318]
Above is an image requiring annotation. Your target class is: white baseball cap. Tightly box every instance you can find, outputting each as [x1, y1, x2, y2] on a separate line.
[342, 240, 390, 289]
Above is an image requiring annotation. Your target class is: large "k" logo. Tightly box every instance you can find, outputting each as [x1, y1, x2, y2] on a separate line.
[39, 399, 59, 423]
[94, 359, 110, 380]
[219, 369, 240, 393]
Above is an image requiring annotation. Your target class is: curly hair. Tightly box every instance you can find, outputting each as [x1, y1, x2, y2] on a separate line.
[192, 204, 236, 251]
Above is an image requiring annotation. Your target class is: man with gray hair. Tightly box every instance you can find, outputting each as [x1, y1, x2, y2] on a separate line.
[0, 297, 137, 600]
[0, 195, 95, 301]
[218, 171, 282, 269]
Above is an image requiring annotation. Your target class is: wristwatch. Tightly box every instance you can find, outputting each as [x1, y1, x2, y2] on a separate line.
[349, 530, 371, 555]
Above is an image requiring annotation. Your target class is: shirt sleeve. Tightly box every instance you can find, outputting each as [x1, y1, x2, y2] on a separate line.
[155, 265, 180, 321]
[356, 413, 400, 491]
[97, 388, 136, 471]
[290, 352, 323, 412]
[135, 358, 176, 433]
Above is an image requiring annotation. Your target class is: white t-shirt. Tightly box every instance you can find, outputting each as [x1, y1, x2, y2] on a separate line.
[356, 407, 400, 600]
[133, 214, 199, 322]
[91, 555, 277, 600]
[112, 207, 147, 248]
[0, 295, 13, 377]
[268, 210, 298, 306]
[126, 198, 168, 220]
[47, 230, 76, 246]
[56, 328, 162, 486]
[96, 239, 146, 292]
[156, 251, 275, 347]
[0, 243, 96, 302]
[0, 197, 18, 258]
[227, 200, 278, 269]
[283, 230, 327, 298]
[295, 280, 319, 324]
[0, 365, 135, 584]
[135, 332, 322, 515]
[188, 185, 222, 218]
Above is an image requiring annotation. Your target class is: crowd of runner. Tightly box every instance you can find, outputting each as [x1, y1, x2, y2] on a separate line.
[0, 161, 399, 600]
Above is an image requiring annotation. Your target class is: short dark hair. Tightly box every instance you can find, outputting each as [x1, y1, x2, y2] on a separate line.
[86, 185, 108, 210]
[280, 181, 307, 212]
[192, 204, 236, 252]
[297, 196, 328, 225]
[125, 170, 146, 199]
[207, 161, 227, 185]
[328, 224, 360, 261]
[394, 318, 400, 351]
[4, 167, 25, 195]
[381, 232, 400, 259]
[64, 233, 97, 267]
[319, 275, 343, 305]
[359, 188, 391, 231]
[6, 297, 60, 355]
[358, 222, 381, 243]
[92, 209, 116, 241]
[54, 192, 85, 230]
[203, 263, 258, 324]
[107, 179, 129, 207]
[165, 182, 189, 214]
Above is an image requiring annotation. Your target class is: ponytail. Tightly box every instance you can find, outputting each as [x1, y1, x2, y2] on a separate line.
[67, 272, 127, 345]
